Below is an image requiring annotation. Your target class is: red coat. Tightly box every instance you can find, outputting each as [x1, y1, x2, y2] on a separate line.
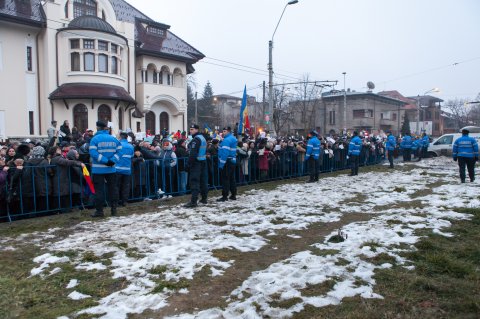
[258, 149, 270, 170]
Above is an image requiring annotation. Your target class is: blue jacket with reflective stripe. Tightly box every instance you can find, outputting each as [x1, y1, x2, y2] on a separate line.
[412, 139, 420, 151]
[453, 135, 478, 158]
[400, 135, 412, 149]
[305, 136, 320, 160]
[422, 135, 430, 148]
[197, 134, 207, 161]
[386, 135, 396, 151]
[348, 136, 362, 156]
[115, 139, 134, 175]
[218, 133, 237, 169]
[89, 130, 122, 174]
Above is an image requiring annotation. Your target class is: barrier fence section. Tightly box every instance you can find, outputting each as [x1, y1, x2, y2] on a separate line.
[1, 150, 384, 222]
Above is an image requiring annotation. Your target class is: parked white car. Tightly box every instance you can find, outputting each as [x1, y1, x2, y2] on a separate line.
[428, 126, 480, 157]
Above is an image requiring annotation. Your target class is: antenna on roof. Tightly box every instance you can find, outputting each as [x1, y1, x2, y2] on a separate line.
[367, 81, 375, 92]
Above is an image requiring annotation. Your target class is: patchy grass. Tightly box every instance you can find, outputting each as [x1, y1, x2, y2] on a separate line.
[393, 186, 407, 192]
[360, 240, 382, 252]
[0, 246, 126, 319]
[293, 207, 480, 318]
[271, 217, 294, 225]
[268, 294, 303, 309]
[301, 279, 337, 297]
[310, 248, 340, 257]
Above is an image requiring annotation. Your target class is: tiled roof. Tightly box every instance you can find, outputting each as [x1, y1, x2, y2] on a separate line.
[108, 0, 150, 23]
[0, 0, 45, 27]
[68, 15, 116, 34]
[135, 19, 204, 62]
[49, 83, 136, 104]
[108, 0, 204, 63]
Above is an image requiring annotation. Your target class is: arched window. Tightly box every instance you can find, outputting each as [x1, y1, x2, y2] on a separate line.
[118, 108, 123, 130]
[73, 104, 88, 133]
[160, 66, 169, 85]
[73, 0, 97, 18]
[65, 1, 69, 18]
[98, 104, 111, 122]
[145, 111, 156, 135]
[173, 68, 183, 88]
[160, 112, 169, 133]
[146, 64, 156, 83]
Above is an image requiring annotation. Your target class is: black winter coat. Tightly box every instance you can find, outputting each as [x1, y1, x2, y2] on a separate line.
[50, 155, 82, 196]
[22, 158, 52, 197]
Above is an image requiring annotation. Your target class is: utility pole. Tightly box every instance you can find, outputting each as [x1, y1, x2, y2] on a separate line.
[195, 92, 198, 124]
[342, 72, 347, 134]
[263, 81, 266, 131]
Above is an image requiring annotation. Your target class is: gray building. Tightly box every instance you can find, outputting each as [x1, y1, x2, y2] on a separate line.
[284, 91, 407, 136]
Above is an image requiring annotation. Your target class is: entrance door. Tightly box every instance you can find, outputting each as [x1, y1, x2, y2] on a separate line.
[73, 104, 88, 133]
[160, 112, 169, 133]
[145, 111, 156, 135]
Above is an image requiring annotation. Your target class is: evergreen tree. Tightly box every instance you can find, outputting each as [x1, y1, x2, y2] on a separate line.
[186, 82, 196, 125]
[198, 81, 220, 127]
[401, 113, 411, 135]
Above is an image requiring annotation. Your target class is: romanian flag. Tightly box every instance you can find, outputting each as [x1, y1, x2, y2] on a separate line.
[237, 86, 248, 135]
[82, 166, 95, 194]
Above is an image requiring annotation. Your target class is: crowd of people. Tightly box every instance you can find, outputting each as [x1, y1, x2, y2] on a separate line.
[1, 120, 435, 220]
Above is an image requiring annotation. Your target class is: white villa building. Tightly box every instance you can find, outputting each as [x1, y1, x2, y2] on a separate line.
[0, 0, 204, 140]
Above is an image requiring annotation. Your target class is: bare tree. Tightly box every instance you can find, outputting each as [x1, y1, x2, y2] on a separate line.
[444, 98, 471, 130]
[468, 93, 480, 126]
[291, 75, 322, 134]
[272, 85, 293, 135]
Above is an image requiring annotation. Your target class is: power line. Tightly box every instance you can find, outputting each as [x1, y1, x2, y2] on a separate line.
[378, 56, 480, 86]
[205, 56, 301, 81]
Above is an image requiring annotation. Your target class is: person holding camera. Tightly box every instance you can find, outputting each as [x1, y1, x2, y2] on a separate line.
[453, 128, 478, 183]
[89, 120, 122, 217]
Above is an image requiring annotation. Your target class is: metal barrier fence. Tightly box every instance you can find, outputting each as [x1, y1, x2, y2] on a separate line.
[1, 150, 383, 222]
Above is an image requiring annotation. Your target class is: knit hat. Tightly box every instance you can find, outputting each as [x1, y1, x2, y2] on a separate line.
[66, 149, 78, 160]
[31, 146, 45, 159]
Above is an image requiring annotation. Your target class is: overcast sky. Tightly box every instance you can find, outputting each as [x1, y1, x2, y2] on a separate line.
[128, 0, 480, 102]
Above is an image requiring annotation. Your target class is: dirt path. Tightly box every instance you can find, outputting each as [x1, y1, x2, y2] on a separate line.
[137, 212, 373, 318]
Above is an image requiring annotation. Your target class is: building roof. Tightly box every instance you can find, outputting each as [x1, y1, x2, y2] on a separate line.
[108, 0, 151, 23]
[322, 91, 408, 106]
[213, 94, 242, 100]
[378, 90, 417, 110]
[135, 19, 204, 64]
[0, 0, 45, 27]
[0, 0, 204, 65]
[407, 95, 444, 106]
[68, 15, 116, 34]
[49, 83, 136, 104]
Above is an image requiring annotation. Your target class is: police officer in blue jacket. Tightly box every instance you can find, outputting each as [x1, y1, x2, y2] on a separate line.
[116, 131, 134, 207]
[386, 132, 396, 168]
[416, 132, 430, 161]
[304, 130, 321, 183]
[453, 128, 479, 183]
[400, 132, 413, 162]
[348, 131, 362, 176]
[217, 126, 237, 201]
[89, 120, 122, 217]
[184, 124, 208, 207]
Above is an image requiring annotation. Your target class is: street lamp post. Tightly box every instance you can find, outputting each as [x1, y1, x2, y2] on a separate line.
[268, 0, 299, 136]
[416, 88, 440, 135]
[342, 72, 346, 134]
